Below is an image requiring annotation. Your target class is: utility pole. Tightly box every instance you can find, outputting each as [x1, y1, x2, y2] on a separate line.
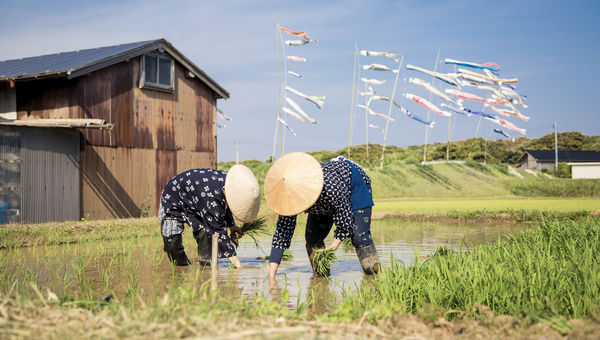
[554, 122, 558, 170]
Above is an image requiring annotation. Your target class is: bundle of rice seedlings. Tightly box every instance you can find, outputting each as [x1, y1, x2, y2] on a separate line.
[232, 217, 268, 250]
[259, 249, 294, 261]
[312, 249, 337, 276]
[282, 249, 294, 261]
[240, 217, 267, 236]
[341, 237, 354, 250]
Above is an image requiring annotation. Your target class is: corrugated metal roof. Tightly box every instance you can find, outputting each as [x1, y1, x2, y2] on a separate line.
[525, 150, 600, 162]
[0, 40, 156, 79]
[0, 39, 229, 99]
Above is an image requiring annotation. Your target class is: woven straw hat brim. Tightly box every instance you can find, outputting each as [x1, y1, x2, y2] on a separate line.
[224, 164, 260, 223]
[264, 152, 324, 216]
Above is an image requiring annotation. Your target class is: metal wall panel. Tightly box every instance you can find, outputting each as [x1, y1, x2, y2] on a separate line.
[21, 127, 80, 223]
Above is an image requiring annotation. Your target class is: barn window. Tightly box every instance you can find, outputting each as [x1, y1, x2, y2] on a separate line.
[142, 54, 174, 91]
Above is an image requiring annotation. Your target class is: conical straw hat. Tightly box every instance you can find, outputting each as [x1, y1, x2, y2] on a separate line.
[224, 164, 261, 223]
[264, 152, 324, 216]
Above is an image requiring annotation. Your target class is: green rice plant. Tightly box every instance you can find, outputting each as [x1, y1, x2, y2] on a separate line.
[235, 217, 268, 250]
[240, 217, 268, 236]
[281, 249, 294, 261]
[312, 249, 337, 277]
[329, 217, 600, 321]
[262, 249, 294, 261]
[341, 237, 354, 251]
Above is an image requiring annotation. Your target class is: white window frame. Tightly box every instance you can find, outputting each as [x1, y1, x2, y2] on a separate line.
[141, 53, 174, 91]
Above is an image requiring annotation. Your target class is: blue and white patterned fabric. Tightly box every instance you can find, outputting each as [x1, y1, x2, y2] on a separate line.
[270, 158, 372, 251]
[158, 168, 237, 258]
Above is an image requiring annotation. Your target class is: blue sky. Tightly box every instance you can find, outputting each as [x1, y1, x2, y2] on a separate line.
[1, 0, 599, 162]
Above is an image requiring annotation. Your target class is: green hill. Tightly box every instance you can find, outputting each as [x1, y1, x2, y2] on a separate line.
[219, 132, 600, 199]
[219, 155, 599, 200]
[307, 132, 600, 167]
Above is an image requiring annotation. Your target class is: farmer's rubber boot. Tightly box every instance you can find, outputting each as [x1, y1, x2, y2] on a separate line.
[306, 242, 326, 275]
[193, 229, 212, 266]
[356, 244, 380, 275]
[162, 234, 191, 266]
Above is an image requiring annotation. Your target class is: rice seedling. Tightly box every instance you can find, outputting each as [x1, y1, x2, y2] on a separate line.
[235, 217, 268, 250]
[312, 249, 337, 277]
[330, 217, 600, 321]
[260, 249, 294, 261]
[240, 217, 268, 236]
[341, 237, 354, 251]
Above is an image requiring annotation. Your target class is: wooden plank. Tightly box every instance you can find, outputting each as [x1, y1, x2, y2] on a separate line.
[155, 150, 177, 211]
[83, 68, 113, 146]
[176, 150, 215, 172]
[80, 145, 142, 219]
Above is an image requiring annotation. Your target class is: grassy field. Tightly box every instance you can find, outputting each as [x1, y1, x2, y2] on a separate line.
[1, 217, 600, 338]
[373, 198, 600, 214]
[2, 149, 599, 338]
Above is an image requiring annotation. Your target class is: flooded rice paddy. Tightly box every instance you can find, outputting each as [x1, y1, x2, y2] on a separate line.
[1, 219, 520, 310]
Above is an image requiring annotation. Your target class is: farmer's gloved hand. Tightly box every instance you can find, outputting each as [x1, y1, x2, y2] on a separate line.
[163, 234, 191, 266]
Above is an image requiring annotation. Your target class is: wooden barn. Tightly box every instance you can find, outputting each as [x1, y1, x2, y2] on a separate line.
[0, 39, 229, 223]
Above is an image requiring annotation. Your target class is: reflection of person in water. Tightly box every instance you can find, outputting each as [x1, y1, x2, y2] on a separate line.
[264, 152, 381, 279]
[306, 276, 335, 313]
[157, 165, 260, 268]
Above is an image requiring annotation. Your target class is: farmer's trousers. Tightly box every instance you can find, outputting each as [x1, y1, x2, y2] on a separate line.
[305, 207, 374, 249]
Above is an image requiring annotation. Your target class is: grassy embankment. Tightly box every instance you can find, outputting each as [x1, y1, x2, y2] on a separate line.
[220, 155, 600, 200]
[220, 156, 600, 223]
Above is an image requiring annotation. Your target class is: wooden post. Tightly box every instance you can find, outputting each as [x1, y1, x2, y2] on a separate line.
[211, 233, 219, 292]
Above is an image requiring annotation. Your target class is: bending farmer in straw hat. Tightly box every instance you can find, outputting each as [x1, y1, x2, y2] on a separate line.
[265, 152, 380, 278]
[158, 165, 260, 268]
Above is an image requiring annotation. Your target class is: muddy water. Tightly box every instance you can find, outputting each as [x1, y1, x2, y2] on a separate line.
[1, 220, 519, 309]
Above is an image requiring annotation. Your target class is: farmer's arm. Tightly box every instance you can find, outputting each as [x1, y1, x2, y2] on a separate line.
[268, 215, 297, 278]
[228, 255, 242, 268]
[225, 208, 242, 268]
[225, 208, 243, 245]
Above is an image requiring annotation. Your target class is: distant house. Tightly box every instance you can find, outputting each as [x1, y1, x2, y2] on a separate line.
[568, 162, 600, 179]
[0, 39, 229, 224]
[518, 150, 600, 173]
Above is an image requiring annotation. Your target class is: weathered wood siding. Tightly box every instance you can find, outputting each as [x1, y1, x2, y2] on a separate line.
[15, 55, 218, 220]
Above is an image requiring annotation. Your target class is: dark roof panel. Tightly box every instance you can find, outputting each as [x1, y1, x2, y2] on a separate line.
[0, 40, 157, 78]
[0, 39, 229, 99]
[525, 150, 600, 162]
